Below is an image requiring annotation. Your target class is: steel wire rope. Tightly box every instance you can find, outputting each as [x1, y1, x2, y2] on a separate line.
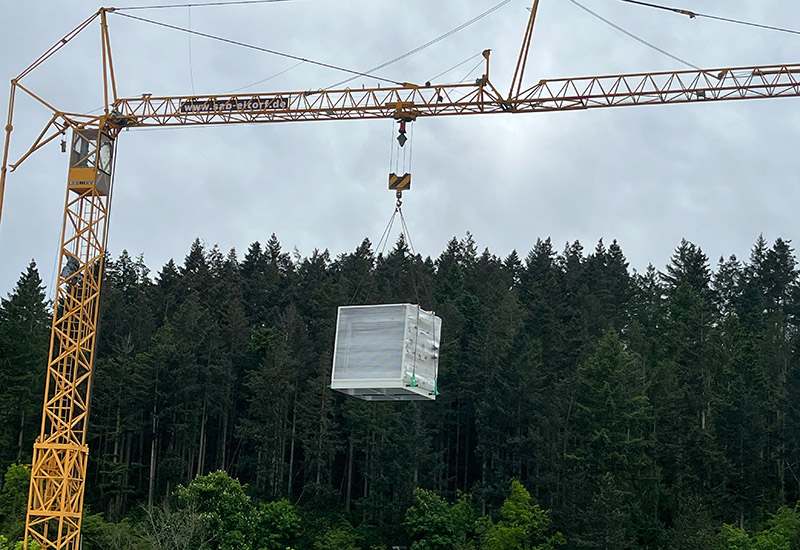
[351, 199, 400, 305]
[459, 58, 487, 83]
[348, 127, 425, 305]
[350, 120, 401, 306]
[397, 121, 426, 308]
[47, 231, 61, 303]
[427, 51, 484, 84]
[407, 122, 414, 176]
[397, 198, 432, 308]
[402, 125, 410, 174]
[617, 0, 800, 36]
[188, 6, 196, 95]
[326, 0, 512, 90]
[117, 1, 308, 95]
[102, 139, 121, 298]
[389, 120, 396, 175]
[223, 60, 306, 94]
[110, 11, 405, 86]
[116, 0, 509, 91]
[83, 58, 296, 110]
[115, 0, 297, 11]
[567, 0, 700, 69]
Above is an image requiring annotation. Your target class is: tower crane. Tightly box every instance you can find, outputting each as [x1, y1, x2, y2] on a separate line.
[2, 2, 800, 549]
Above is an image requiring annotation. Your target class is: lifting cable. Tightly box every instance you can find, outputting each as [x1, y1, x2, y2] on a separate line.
[224, 60, 306, 94]
[617, 0, 800, 37]
[326, 0, 512, 90]
[358, 191, 426, 306]
[110, 11, 405, 86]
[351, 120, 425, 305]
[114, 0, 513, 93]
[388, 120, 413, 184]
[115, 0, 297, 11]
[348, 194, 399, 305]
[401, 122, 414, 176]
[348, 123, 399, 304]
[427, 51, 484, 85]
[397, 198, 430, 309]
[116, 1, 308, 94]
[188, 7, 196, 95]
[459, 58, 489, 83]
[568, 0, 700, 70]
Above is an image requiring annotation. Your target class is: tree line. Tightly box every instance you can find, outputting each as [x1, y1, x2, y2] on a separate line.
[1, 232, 800, 549]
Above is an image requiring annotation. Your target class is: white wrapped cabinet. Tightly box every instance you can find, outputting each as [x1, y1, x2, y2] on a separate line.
[330, 304, 441, 401]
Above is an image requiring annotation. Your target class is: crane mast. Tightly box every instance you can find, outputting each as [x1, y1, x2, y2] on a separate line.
[1, 3, 800, 549]
[25, 125, 116, 550]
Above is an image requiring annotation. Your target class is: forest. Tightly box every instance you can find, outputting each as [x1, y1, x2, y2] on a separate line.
[2, 232, 800, 549]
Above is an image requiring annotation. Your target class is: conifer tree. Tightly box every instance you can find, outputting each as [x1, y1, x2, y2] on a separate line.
[0, 261, 49, 464]
[567, 330, 657, 548]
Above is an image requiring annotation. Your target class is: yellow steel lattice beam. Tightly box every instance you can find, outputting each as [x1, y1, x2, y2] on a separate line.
[24, 128, 113, 550]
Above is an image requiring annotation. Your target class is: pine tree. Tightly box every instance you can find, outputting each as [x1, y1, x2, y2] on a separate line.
[0, 261, 50, 464]
[659, 240, 732, 539]
[567, 331, 659, 548]
[735, 238, 800, 513]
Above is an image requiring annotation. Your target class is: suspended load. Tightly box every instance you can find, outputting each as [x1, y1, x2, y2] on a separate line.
[330, 304, 441, 401]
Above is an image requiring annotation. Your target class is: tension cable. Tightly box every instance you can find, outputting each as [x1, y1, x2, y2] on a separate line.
[617, 0, 800, 37]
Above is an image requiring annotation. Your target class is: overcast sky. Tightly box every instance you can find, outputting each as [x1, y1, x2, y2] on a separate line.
[2, 0, 800, 297]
